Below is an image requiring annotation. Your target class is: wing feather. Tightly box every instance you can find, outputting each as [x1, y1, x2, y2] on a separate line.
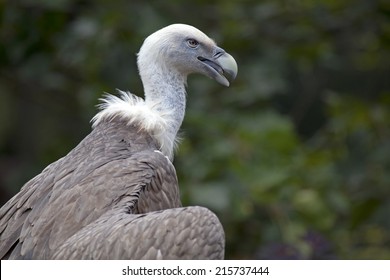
[53, 206, 224, 260]
[0, 121, 181, 259]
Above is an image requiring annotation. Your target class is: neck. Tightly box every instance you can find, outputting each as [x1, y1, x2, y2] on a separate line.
[141, 65, 187, 158]
[91, 62, 188, 161]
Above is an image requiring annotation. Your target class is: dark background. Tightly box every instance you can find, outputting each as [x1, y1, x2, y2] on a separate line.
[1, 0, 389, 259]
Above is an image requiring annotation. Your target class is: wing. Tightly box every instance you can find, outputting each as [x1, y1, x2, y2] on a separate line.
[0, 121, 181, 259]
[52, 206, 225, 260]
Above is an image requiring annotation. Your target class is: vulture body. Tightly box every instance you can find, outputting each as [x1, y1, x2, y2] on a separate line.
[0, 24, 237, 259]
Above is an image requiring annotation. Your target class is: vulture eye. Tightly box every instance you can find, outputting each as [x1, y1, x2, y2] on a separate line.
[187, 38, 199, 48]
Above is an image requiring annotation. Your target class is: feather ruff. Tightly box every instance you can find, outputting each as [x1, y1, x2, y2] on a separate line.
[91, 90, 179, 160]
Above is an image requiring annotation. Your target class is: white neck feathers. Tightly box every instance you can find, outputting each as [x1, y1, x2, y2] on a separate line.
[91, 90, 180, 160]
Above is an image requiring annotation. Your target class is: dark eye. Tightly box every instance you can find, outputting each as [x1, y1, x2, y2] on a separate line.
[187, 38, 199, 48]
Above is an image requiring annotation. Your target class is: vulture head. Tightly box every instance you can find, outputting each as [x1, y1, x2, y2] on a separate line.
[137, 24, 238, 87]
[93, 24, 237, 160]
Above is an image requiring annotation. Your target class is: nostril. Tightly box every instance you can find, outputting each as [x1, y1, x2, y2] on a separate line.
[214, 47, 226, 58]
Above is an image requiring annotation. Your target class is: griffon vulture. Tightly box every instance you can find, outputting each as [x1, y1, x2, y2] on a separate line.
[0, 24, 238, 259]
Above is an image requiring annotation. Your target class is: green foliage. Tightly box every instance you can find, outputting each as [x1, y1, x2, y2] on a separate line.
[1, 0, 389, 259]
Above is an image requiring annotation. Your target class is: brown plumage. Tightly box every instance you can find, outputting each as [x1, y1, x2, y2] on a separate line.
[0, 24, 237, 259]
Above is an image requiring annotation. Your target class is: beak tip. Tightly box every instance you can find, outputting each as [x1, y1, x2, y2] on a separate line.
[217, 52, 238, 84]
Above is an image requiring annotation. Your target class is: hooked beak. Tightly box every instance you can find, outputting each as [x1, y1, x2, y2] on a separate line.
[198, 49, 238, 87]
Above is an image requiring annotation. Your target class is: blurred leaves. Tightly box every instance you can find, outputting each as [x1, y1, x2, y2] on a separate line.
[1, 0, 390, 259]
